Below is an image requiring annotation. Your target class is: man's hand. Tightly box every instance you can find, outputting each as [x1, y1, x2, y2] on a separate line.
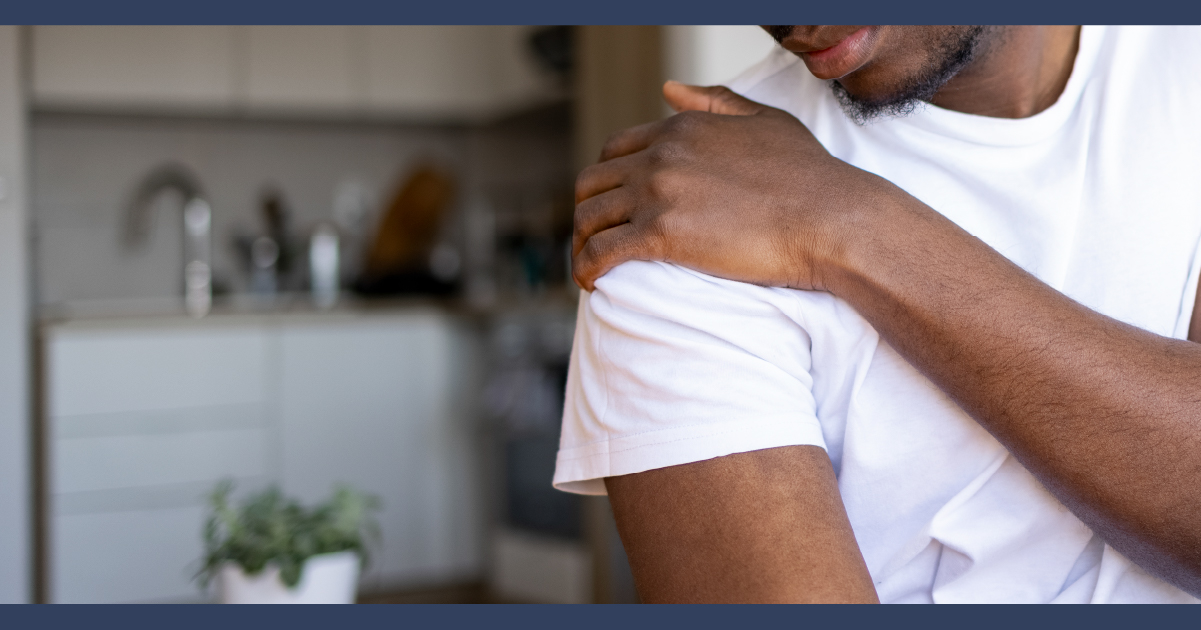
[572, 81, 899, 292]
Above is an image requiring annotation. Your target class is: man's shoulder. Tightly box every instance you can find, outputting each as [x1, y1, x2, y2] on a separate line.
[1098, 26, 1201, 92]
[558, 260, 838, 496]
[1106, 25, 1201, 57]
[586, 261, 872, 363]
[589, 260, 798, 328]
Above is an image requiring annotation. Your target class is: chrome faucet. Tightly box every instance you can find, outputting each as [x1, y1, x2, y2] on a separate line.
[124, 164, 213, 317]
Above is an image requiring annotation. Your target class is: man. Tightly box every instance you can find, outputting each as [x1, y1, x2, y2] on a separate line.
[554, 26, 1201, 603]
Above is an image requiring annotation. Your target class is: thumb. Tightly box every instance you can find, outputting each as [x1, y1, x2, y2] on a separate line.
[662, 80, 767, 116]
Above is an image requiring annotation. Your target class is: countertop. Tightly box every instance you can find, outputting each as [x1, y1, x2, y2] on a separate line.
[38, 288, 579, 332]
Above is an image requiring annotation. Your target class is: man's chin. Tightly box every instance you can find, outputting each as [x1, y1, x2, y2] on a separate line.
[828, 80, 927, 126]
[825, 25, 990, 126]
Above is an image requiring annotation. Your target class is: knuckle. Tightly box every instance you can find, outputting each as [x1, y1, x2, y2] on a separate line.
[580, 233, 606, 260]
[661, 141, 690, 164]
[572, 196, 593, 225]
[581, 194, 614, 226]
[572, 246, 593, 274]
[646, 142, 680, 166]
[644, 171, 668, 198]
[666, 110, 702, 134]
[574, 165, 598, 200]
[662, 114, 683, 133]
[571, 264, 590, 290]
[643, 167, 681, 200]
[577, 244, 609, 281]
[574, 165, 594, 189]
[599, 132, 624, 161]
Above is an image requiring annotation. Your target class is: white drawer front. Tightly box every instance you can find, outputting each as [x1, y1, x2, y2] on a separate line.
[54, 428, 267, 494]
[48, 326, 267, 417]
[278, 314, 485, 586]
[52, 505, 207, 603]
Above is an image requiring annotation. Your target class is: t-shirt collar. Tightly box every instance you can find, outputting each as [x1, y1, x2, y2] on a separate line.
[883, 25, 1104, 147]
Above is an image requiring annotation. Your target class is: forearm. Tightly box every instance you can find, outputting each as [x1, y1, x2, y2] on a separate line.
[827, 191, 1201, 594]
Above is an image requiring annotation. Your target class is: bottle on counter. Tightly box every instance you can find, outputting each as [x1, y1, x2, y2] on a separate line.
[183, 198, 213, 317]
[310, 223, 340, 309]
[250, 236, 280, 297]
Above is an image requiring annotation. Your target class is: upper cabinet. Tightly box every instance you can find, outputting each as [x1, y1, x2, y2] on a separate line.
[242, 26, 360, 114]
[30, 26, 564, 123]
[362, 26, 560, 119]
[31, 26, 238, 112]
[362, 25, 495, 118]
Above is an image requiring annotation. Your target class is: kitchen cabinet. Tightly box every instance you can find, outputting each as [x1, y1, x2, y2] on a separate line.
[42, 308, 486, 603]
[242, 26, 360, 114]
[54, 505, 210, 604]
[276, 311, 486, 590]
[362, 25, 494, 118]
[362, 25, 557, 120]
[31, 26, 238, 113]
[44, 319, 273, 603]
[30, 26, 562, 122]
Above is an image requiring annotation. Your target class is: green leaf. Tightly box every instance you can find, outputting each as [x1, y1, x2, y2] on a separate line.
[195, 480, 380, 592]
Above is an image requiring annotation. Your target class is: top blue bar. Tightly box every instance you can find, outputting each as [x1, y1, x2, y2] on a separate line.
[3, 0, 1199, 26]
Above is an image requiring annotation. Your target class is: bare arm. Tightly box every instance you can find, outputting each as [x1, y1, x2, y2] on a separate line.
[572, 82, 1201, 595]
[605, 446, 878, 603]
[829, 198, 1201, 595]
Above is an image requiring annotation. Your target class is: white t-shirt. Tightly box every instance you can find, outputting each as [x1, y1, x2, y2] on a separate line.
[554, 26, 1201, 603]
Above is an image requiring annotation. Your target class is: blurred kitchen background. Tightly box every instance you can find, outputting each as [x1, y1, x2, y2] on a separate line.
[0, 25, 775, 603]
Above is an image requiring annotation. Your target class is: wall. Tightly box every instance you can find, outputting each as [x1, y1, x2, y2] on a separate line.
[31, 114, 465, 308]
[30, 107, 573, 311]
[0, 25, 31, 603]
[573, 26, 664, 172]
[574, 25, 778, 171]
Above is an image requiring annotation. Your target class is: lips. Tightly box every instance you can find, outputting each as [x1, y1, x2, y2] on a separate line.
[797, 27, 880, 80]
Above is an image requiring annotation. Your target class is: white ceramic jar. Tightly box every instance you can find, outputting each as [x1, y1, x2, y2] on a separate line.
[216, 551, 361, 604]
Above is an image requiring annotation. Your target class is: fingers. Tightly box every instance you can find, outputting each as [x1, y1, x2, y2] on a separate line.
[573, 187, 633, 257]
[572, 223, 656, 292]
[663, 81, 769, 116]
[599, 119, 667, 162]
[596, 83, 777, 167]
[575, 152, 641, 203]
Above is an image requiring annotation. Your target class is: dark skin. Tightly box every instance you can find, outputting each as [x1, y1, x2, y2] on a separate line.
[580, 25, 1201, 602]
[607, 445, 877, 603]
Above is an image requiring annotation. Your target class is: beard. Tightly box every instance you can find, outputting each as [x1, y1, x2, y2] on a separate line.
[830, 26, 992, 125]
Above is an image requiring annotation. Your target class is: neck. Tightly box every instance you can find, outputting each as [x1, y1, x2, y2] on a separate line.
[930, 26, 1081, 118]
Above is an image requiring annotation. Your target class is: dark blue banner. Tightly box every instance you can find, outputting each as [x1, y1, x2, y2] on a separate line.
[2, 602, 1200, 630]
[1, 0, 1199, 26]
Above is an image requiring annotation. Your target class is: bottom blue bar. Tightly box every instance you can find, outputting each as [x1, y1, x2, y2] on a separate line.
[1, 602, 1195, 630]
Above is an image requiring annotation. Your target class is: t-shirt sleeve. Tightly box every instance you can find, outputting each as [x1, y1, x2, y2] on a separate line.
[553, 260, 828, 495]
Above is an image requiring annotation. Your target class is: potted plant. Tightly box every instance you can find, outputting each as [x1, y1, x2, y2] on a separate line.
[197, 481, 380, 604]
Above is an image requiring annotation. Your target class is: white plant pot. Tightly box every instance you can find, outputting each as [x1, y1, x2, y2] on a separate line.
[216, 551, 361, 604]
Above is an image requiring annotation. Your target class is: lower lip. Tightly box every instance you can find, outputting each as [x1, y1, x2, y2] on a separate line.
[802, 27, 876, 80]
